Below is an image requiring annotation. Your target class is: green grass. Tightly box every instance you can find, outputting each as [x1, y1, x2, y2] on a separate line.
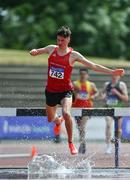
[0, 48, 130, 67]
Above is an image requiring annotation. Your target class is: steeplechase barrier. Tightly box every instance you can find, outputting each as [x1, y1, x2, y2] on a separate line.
[0, 107, 130, 168]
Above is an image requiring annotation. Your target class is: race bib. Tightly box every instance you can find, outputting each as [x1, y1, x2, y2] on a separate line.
[49, 66, 64, 79]
[106, 96, 118, 106]
[79, 91, 89, 100]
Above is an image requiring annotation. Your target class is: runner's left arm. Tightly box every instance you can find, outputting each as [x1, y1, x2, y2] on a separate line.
[111, 82, 129, 103]
[73, 81, 80, 99]
[90, 83, 99, 99]
[70, 51, 125, 76]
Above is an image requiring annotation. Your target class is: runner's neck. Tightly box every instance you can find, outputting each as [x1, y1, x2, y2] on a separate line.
[111, 81, 119, 86]
[57, 47, 70, 56]
[80, 79, 87, 83]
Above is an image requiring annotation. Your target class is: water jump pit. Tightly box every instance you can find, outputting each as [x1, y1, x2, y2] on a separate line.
[0, 154, 130, 179]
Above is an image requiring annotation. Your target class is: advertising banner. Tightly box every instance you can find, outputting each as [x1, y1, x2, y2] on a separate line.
[122, 117, 130, 139]
[0, 115, 129, 140]
[0, 116, 55, 139]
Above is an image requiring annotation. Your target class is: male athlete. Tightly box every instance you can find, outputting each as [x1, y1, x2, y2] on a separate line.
[101, 75, 128, 154]
[30, 26, 125, 155]
[73, 68, 99, 154]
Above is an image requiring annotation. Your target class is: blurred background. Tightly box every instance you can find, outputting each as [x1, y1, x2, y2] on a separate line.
[0, 0, 130, 164]
[0, 0, 130, 107]
[0, 0, 130, 58]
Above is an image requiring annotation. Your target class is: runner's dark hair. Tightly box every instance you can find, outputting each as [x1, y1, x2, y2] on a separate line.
[79, 68, 89, 74]
[57, 26, 71, 38]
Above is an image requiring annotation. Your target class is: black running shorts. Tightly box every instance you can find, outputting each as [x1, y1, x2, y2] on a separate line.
[45, 90, 74, 107]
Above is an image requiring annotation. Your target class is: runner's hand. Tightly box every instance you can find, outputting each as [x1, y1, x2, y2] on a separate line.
[113, 69, 125, 76]
[111, 88, 119, 95]
[89, 95, 95, 100]
[30, 49, 38, 56]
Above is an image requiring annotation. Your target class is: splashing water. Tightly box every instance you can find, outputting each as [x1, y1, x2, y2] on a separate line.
[28, 155, 67, 179]
[76, 159, 92, 172]
[28, 154, 93, 179]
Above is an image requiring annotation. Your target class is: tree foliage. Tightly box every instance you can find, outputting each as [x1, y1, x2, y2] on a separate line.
[0, 0, 130, 59]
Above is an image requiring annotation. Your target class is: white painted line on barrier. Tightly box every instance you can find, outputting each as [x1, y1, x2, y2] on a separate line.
[71, 108, 82, 116]
[0, 108, 16, 116]
[57, 108, 82, 116]
[115, 108, 130, 116]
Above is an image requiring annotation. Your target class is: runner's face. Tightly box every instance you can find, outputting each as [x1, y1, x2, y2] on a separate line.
[112, 75, 120, 84]
[57, 36, 70, 49]
[80, 72, 88, 82]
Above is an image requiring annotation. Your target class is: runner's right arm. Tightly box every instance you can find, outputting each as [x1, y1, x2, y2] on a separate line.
[30, 45, 57, 56]
[73, 81, 80, 99]
[112, 82, 129, 103]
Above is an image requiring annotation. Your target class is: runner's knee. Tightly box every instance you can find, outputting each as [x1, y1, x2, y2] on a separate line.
[47, 117, 53, 122]
[62, 110, 71, 120]
[105, 116, 112, 129]
[47, 115, 56, 122]
[116, 129, 122, 138]
[106, 123, 111, 129]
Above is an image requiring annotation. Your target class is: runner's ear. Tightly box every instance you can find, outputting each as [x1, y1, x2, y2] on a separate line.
[67, 36, 70, 44]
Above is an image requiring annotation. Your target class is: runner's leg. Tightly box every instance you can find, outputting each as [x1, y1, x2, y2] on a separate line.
[46, 104, 61, 124]
[117, 117, 122, 139]
[105, 116, 113, 153]
[61, 97, 73, 143]
[61, 97, 78, 155]
[105, 116, 113, 144]
[78, 116, 88, 144]
[46, 104, 64, 141]
[78, 116, 88, 154]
